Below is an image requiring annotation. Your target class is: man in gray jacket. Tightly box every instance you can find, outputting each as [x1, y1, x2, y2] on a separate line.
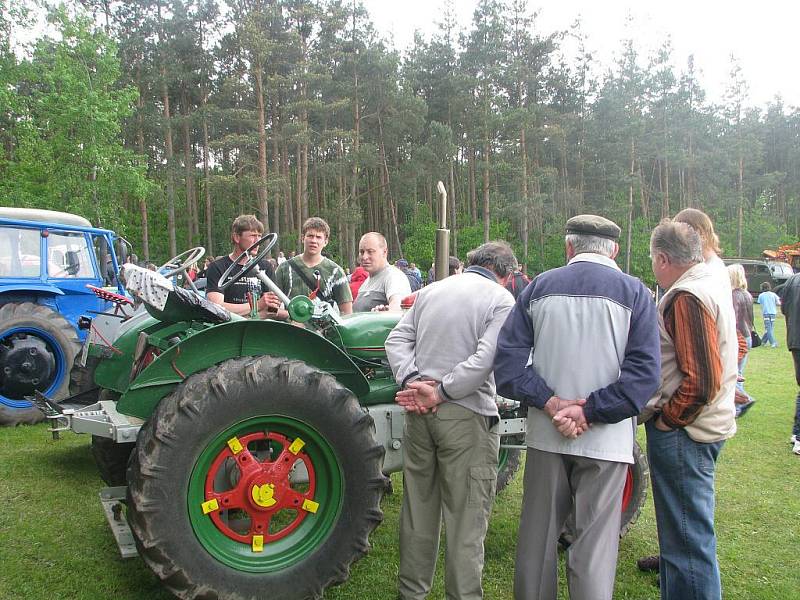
[385, 241, 517, 600]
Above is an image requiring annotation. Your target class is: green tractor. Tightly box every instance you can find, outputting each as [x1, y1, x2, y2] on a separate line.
[39, 233, 648, 599]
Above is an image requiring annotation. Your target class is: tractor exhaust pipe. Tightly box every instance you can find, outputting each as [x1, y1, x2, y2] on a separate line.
[435, 181, 450, 282]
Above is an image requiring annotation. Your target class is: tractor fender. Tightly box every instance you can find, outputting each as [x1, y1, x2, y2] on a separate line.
[0, 283, 65, 298]
[115, 319, 371, 421]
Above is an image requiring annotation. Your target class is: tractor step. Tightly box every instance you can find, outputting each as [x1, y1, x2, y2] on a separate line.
[99, 487, 138, 559]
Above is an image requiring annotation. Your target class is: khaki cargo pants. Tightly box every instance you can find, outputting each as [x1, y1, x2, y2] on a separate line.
[398, 402, 500, 600]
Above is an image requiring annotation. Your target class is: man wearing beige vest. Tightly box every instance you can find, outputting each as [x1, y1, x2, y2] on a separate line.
[643, 220, 737, 600]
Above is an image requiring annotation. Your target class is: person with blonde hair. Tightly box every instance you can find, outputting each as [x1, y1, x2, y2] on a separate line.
[728, 264, 756, 417]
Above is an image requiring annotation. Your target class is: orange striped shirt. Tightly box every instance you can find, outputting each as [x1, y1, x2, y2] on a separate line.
[661, 292, 723, 429]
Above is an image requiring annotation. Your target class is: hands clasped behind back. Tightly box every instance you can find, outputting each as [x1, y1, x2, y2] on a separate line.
[544, 395, 590, 439]
[394, 380, 441, 414]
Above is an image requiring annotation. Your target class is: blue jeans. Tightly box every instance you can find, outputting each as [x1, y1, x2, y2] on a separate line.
[738, 333, 751, 379]
[762, 314, 777, 346]
[646, 420, 724, 600]
[792, 351, 800, 437]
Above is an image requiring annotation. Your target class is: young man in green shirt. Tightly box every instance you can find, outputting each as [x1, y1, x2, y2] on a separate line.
[274, 217, 353, 315]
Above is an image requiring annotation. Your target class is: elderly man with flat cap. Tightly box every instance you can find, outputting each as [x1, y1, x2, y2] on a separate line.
[494, 214, 661, 600]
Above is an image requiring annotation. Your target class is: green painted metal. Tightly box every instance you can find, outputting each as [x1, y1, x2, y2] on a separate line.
[287, 296, 314, 323]
[116, 320, 370, 420]
[187, 415, 343, 572]
[92, 313, 159, 393]
[92, 316, 204, 394]
[359, 377, 398, 407]
[335, 312, 400, 360]
[498, 447, 509, 472]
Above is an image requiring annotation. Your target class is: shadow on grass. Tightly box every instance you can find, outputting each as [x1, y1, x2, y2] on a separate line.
[38, 440, 98, 480]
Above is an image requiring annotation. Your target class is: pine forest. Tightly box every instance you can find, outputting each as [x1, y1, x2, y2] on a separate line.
[2, 0, 799, 284]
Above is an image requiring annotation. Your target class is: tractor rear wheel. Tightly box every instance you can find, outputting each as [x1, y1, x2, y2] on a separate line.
[496, 435, 523, 495]
[559, 440, 649, 547]
[619, 440, 649, 537]
[0, 302, 80, 426]
[127, 356, 388, 600]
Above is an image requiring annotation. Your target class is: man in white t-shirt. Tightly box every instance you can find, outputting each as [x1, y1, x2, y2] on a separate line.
[353, 232, 411, 312]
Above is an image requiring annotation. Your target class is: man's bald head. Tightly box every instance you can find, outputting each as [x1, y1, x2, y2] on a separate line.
[359, 232, 389, 275]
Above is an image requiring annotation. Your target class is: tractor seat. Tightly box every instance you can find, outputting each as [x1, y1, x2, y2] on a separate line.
[120, 264, 231, 325]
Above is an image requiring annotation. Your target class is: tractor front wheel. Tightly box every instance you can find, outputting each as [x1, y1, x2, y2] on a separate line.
[127, 356, 388, 599]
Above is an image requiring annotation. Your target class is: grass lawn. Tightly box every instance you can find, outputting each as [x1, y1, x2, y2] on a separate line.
[1, 307, 798, 599]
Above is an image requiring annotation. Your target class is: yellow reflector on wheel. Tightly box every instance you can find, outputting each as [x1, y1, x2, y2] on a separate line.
[289, 438, 305, 455]
[252, 535, 264, 552]
[201, 498, 219, 514]
[302, 498, 319, 514]
[227, 437, 243, 454]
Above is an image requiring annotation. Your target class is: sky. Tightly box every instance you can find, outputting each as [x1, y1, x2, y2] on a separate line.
[361, 0, 798, 109]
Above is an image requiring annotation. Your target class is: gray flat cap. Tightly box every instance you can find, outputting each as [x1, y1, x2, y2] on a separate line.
[565, 214, 621, 240]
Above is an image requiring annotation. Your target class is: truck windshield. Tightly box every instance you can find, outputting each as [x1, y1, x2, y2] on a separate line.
[0, 226, 41, 278]
[47, 231, 95, 278]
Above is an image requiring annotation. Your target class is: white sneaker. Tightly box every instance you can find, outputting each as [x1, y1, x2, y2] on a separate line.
[792, 435, 798, 445]
[793, 440, 800, 456]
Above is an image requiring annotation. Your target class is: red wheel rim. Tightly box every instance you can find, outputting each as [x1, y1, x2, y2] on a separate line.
[203, 431, 317, 545]
[621, 464, 634, 512]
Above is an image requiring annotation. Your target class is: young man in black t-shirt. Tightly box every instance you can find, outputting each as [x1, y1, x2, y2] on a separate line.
[206, 215, 287, 320]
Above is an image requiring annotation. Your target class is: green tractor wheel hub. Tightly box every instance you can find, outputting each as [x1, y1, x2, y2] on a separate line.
[287, 296, 314, 323]
[188, 415, 343, 572]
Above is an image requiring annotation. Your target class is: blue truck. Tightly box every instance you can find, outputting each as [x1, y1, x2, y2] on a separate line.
[0, 207, 128, 425]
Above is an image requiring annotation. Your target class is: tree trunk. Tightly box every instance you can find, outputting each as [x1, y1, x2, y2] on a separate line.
[181, 91, 196, 247]
[482, 139, 490, 243]
[377, 114, 403, 258]
[296, 145, 303, 239]
[270, 102, 281, 251]
[201, 93, 213, 255]
[282, 141, 294, 235]
[738, 155, 744, 256]
[687, 132, 695, 207]
[625, 139, 635, 274]
[253, 61, 270, 232]
[469, 146, 477, 221]
[135, 62, 149, 261]
[520, 128, 529, 272]
[449, 160, 457, 255]
[160, 67, 177, 258]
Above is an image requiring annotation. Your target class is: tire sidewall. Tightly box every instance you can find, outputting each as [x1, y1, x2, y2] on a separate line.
[128, 356, 384, 599]
[0, 302, 79, 411]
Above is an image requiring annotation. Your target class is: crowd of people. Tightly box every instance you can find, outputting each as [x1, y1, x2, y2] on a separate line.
[129, 210, 799, 600]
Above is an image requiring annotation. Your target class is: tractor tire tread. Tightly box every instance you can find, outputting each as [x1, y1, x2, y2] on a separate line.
[127, 356, 386, 600]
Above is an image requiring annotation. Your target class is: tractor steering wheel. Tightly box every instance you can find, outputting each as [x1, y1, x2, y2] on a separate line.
[159, 247, 206, 278]
[218, 233, 278, 292]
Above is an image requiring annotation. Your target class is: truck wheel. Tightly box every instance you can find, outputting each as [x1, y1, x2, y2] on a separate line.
[619, 440, 649, 537]
[127, 356, 388, 600]
[496, 435, 524, 495]
[0, 302, 80, 426]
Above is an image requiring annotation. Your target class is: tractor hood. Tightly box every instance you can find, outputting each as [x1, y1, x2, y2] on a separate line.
[335, 312, 401, 359]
